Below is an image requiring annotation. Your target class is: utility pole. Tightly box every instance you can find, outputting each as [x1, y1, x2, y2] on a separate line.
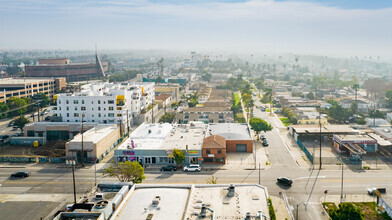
[66, 160, 77, 204]
[95, 159, 98, 187]
[81, 113, 85, 168]
[126, 109, 130, 135]
[258, 162, 261, 185]
[340, 158, 344, 203]
[151, 101, 154, 123]
[319, 108, 322, 170]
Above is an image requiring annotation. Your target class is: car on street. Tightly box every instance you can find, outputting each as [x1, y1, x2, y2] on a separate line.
[260, 134, 266, 140]
[183, 164, 201, 172]
[277, 177, 293, 186]
[45, 116, 51, 121]
[10, 171, 31, 178]
[367, 187, 386, 195]
[31, 112, 38, 118]
[262, 139, 269, 147]
[12, 132, 23, 137]
[160, 165, 177, 171]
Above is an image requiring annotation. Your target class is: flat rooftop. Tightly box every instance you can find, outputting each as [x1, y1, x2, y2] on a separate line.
[371, 127, 392, 139]
[335, 134, 375, 142]
[0, 77, 56, 85]
[113, 187, 189, 220]
[291, 124, 355, 134]
[209, 123, 252, 140]
[111, 184, 269, 220]
[70, 125, 118, 144]
[117, 123, 207, 150]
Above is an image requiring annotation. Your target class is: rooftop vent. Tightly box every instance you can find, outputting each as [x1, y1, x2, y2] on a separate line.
[200, 204, 207, 218]
[227, 184, 235, 197]
[152, 196, 161, 205]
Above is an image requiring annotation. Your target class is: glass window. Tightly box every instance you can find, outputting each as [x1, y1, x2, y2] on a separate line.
[108, 100, 114, 104]
[98, 107, 101, 111]
[66, 100, 69, 104]
[206, 149, 211, 154]
[74, 113, 79, 117]
[109, 106, 114, 110]
[82, 100, 84, 104]
[66, 106, 69, 110]
[108, 113, 114, 117]
[73, 100, 78, 104]
[218, 149, 222, 154]
[75, 107, 77, 110]
[81, 106, 86, 110]
[98, 100, 101, 104]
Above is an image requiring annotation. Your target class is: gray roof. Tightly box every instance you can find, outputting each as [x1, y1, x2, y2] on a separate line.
[208, 123, 251, 140]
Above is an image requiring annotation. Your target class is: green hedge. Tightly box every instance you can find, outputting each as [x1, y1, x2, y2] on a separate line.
[268, 197, 276, 220]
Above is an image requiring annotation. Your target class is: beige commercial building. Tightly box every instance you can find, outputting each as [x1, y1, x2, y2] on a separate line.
[66, 124, 121, 162]
[0, 77, 66, 102]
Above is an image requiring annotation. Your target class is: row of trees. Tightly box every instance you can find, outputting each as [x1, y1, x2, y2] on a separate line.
[0, 93, 50, 119]
[281, 106, 298, 124]
[108, 70, 141, 83]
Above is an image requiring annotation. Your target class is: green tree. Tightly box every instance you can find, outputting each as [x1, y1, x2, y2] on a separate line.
[0, 102, 9, 119]
[7, 97, 27, 116]
[171, 102, 179, 108]
[201, 73, 212, 82]
[172, 148, 185, 166]
[159, 113, 175, 123]
[369, 109, 384, 119]
[386, 90, 392, 107]
[328, 103, 349, 122]
[33, 93, 50, 108]
[357, 117, 366, 125]
[249, 117, 273, 138]
[156, 75, 163, 83]
[14, 115, 30, 131]
[329, 203, 363, 220]
[306, 92, 315, 100]
[103, 161, 145, 183]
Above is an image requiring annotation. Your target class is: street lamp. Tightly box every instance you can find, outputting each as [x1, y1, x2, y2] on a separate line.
[66, 160, 77, 204]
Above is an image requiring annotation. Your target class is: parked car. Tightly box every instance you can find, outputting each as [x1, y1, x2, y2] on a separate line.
[12, 132, 23, 137]
[262, 139, 269, 147]
[11, 171, 31, 178]
[30, 112, 38, 118]
[277, 177, 293, 186]
[45, 116, 51, 121]
[160, 165, 177, 171]
[183, 164, 201, 172]
[367, 187, 386, 195]
[260, 134, 266, 140]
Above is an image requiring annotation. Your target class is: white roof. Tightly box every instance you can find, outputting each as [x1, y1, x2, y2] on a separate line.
[69, 125, 118, 144]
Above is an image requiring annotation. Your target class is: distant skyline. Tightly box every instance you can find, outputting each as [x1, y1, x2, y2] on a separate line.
[1, 0, 391, 59]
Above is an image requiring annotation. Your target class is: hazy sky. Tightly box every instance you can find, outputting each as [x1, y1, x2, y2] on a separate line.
[1, 0, 391, 58]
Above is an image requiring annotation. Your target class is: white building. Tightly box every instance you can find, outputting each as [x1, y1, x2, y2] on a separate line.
[50, 82, 154, 128]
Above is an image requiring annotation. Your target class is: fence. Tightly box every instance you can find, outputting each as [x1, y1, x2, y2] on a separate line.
[0, 156, 66, 163]
[297, 139, 314, 163]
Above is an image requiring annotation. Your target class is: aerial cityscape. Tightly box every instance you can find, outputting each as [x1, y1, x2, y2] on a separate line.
[1, 0, 392, 220]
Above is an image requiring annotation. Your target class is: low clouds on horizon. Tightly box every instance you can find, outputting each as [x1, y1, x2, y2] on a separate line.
[1, 0, 391, 58]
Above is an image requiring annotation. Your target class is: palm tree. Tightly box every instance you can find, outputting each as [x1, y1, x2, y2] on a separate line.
[245, 99, 255, 122]
[352, 84, 360, 117]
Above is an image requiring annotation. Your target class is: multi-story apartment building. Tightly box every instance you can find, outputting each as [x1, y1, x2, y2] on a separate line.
[50, 82, 154, 129]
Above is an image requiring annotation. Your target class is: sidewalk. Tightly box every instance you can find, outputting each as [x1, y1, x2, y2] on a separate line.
[270, 196, 291, 220]
[322, 194, 376, 205]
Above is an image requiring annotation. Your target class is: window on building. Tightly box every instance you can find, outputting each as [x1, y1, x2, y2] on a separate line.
[206, 149, 211, 154]
[59, 100, 61, 104]
[185, 114, 189, 119]
[117, 114, 122, 117]
[218, 149, 222, 154]
[81, 106, 86, 111]
[108, 113, 114, 117]
[66, 106, 69, 111]
[109, 106, 114, 110]
[219, 113, 224, 119]
[82, 100, 84, 104]
[73, 100, 78, 104]
[98, 107, 101, 111]
[98, 100, 101, 104]
[67, 113, 69, 117]
[75, 107, 77, 110]
[108, 100, 114, 104]
[66, 100, 69, 104]
[74, 113, 79, 117]
[98, 113, 101, 117]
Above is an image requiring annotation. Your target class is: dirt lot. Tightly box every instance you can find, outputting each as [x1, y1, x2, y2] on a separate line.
[0, 140, 66, 157]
